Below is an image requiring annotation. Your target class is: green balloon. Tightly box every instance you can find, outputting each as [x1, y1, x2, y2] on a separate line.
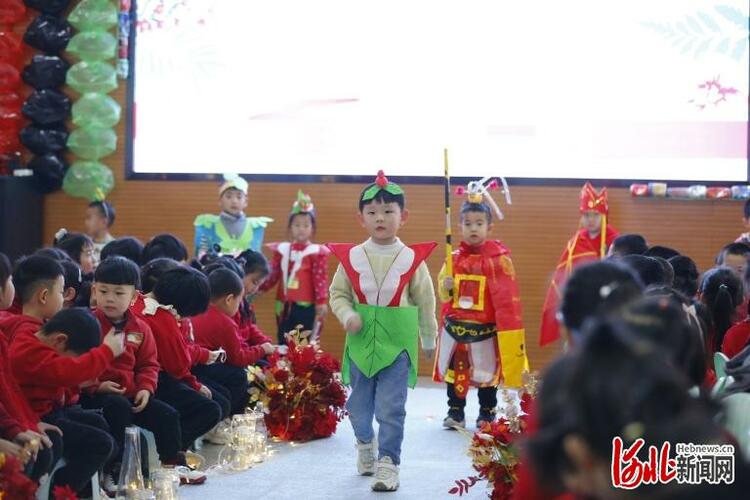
[66, 61, 117, 94]
[68, 0, 118, 32]
[72, 93, 121, 128]
[63, 161, 115, 201]
[67, 126, 117, 160]
[67, 31, 117, 62]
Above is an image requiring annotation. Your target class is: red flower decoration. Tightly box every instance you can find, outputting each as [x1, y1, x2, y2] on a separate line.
[454, 186, 466, 195]
[375, 170, 388, 187]
[53, 485, 79, 500]
[254, 336, 347, 442]
[488, 179, 499, 190]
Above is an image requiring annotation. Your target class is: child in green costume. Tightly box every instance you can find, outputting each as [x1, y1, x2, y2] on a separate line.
[328, 170, 437, 492]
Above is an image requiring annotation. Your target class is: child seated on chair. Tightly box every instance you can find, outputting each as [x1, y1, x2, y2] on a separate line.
[132, 266, 224, 451]
[81, 256, 197, 489]
[193, 268, 275, 416]
[10, 308, 125, 496]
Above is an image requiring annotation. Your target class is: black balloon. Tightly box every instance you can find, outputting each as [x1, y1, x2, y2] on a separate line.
[23, 15, 72, 53]
[22, 89, 71, 126]
[24, 0, 72, 16]
[19, 125, 68, 154]
[22, 55, 69, 89]
[29, 153, 66, 193]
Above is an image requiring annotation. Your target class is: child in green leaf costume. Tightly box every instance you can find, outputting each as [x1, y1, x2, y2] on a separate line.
[328, 170, 437, 492]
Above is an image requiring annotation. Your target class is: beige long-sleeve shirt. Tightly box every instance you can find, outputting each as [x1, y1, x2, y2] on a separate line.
[329, 238, 438, 350]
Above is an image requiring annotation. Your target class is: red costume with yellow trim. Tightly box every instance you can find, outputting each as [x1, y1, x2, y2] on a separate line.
[433, 238, 528, 396]
[539, 183, 619, 346]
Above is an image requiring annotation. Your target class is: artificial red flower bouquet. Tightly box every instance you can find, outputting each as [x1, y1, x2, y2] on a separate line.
[249, 328, 347, 442]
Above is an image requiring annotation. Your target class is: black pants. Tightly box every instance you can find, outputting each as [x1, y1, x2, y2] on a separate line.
[193, 363, 250, 416]
[446, 353, 498, 412]
[24, 429, 63, 482]
[154, 372, 222, 450]
[277, 302, 316, 344]
[80, 393, 182, 463]
[43, 406, 116, 495]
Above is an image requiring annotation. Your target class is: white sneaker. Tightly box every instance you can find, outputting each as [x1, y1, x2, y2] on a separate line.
[202, 422, 232, 445]
[371, 456, 399, 491]
[355, 439, 376, 476]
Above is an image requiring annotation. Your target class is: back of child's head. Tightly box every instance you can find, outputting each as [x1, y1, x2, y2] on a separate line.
[669, 255, 699, 298]
[527, 320, 724, 498]
[201, 255, 244, 279]
[140, 258, 180, 294]
[142, 234, 188, 263]
[33, 247, 73, 262]
[88, 200, 116, 228]
[101, 237, 144, 266]
[13, 255, 64, 304]
[208, 268, 244, 301]
[651, 256, 674, 286]
[60, 260, 83, 299]
[609, 233, 648, 256]
[621, 254, 668, 287]
[53, 229, 93, 265]
[95, 256, 140, 288]
[700, 266, 744, 352]
[41, 307, 101, 354]
[560, 260, 644, 336]
[236, 249, 269, 277]
[153, 266, 209, 317]
[459, 201, 492, 223]
[716, 242, 750, 265]
[643, 245, 680, 260]
[623, 294, 707, 387]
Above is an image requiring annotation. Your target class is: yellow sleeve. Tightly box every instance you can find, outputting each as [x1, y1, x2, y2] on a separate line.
[436, 261, 452, 303]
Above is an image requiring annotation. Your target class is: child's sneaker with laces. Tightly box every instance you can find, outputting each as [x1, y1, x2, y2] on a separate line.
[442, 407, 465, 429]
[355, 439, 376, 476]
[371, 456, 399, 491]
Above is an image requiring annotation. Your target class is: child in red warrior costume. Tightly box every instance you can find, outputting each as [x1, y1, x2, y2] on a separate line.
[433, 177, 528, 428]
[539, 182, 619, 346]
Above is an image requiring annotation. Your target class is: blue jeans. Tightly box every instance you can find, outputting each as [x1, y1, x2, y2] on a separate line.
[346, 351, 410, 465]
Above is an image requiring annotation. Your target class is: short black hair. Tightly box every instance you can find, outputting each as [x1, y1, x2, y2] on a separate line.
[358, 184, 405, 211]
[208, 268, 244, 300]
[459, 201, 492, 223]
[201, 255, 244, 279]
[101, 237, 144, 266]
[88, 200, 116, 227]
[560, 260, 643, 333]
[237, 249, 269, 277]
[621, 254, 669, 287]
[0, 252, 11, 289]
[13, 256, 64, 304]
[53, 231, 93, 265]
[716, 242, 750, 265]
[41, 307, 101, 355]
[95, 256, 141, 288]
[153, 266, 209, 317]
[60, 260, 83, 296]
[669, 255, 699, 298]
[610, 234, 648, 256]
[140, 258, 180, 294]
[33, 247, 73, 262]
[651, 256, 674, 286]
[643, 245, 680, 260]
[142, 234, 188, 263]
